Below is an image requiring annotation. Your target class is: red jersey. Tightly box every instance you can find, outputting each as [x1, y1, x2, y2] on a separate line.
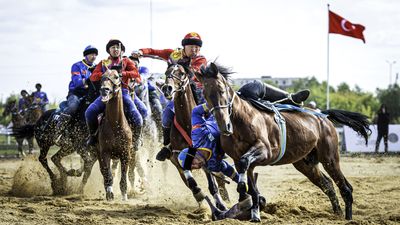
[91, 57, 140, 90]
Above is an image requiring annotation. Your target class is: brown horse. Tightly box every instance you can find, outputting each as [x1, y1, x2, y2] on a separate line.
[3, 100, 34, 156]
[197, 63, 370, 221]
[163, 64, 230, 210]
[97, 70, 136, 201]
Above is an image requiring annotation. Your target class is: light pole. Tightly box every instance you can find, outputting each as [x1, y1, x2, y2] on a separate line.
[386, 60, 396, 85]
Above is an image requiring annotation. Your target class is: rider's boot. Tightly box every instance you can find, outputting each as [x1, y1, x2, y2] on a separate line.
[86, 121, 98, 147]
[132, 125, 143, 151]
[156, 127, 172, 161]
[263, 83, 310, 106]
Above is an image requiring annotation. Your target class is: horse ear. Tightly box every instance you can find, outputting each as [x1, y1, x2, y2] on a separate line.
[209, 63, 219, 77]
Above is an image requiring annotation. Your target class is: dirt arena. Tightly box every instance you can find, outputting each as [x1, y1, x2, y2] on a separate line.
[0, 150, 399, 225]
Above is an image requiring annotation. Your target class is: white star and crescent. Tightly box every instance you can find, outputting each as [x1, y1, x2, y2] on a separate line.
[341, 19, 356, 32]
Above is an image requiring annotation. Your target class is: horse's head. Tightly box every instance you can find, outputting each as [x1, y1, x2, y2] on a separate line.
[162, 64, 190, 99]
[198, 63, 234, 136]
[100, 70, 121, 103]
[3, 100, 16, 117]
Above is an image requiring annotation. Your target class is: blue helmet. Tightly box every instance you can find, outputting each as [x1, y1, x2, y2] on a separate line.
[83, 45, 98, 56]
[139, 66, 149, 74]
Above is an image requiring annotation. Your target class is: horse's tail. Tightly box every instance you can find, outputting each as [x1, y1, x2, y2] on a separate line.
[12, 125, 35, 139]
[322, 109, 371, 145]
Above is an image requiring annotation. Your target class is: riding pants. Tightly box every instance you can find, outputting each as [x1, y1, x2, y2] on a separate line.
[133, 94, 148, 120]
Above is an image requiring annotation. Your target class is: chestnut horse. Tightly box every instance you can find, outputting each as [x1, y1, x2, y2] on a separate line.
[97, 70, 136, 201]
[162, 64, 230, 210]
[197, 63, 370, 221]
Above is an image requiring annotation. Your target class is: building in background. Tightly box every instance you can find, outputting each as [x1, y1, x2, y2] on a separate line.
[232, 75, 305, 90]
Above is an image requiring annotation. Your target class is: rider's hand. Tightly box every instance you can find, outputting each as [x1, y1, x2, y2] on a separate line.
[131, 50, 143, 59]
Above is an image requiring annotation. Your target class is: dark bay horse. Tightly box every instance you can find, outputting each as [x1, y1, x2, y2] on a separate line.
[97, 70, 136, 201]
[197, 63, 370, 221]
[163, 64, 230, 210]
[11, 94, 98, 195]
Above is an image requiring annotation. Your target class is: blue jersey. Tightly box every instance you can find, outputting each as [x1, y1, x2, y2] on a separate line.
[69, 60, 95, 95]
[32, 91, 49, 105]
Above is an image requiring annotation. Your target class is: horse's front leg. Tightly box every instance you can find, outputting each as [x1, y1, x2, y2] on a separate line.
[235, 143, 265, 211]
[247, 167, 261, 222]
[182, 170, 206, 204]
[204, 169, 227, 211]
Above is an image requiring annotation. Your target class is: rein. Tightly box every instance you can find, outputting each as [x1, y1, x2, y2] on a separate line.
[166, 64, 190, 96]
[209, 75, 236, 116]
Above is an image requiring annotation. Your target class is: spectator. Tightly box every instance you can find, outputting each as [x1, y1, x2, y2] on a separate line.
[375, 104, 390, 153]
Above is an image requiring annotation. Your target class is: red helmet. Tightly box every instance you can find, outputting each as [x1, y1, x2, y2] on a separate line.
[181, 32, 202, 47]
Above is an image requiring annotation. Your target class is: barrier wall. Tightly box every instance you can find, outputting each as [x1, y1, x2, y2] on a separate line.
[343, 124, 400, 152]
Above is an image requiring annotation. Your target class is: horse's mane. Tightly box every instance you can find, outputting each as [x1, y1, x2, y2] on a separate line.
[200, 62, 233, 80]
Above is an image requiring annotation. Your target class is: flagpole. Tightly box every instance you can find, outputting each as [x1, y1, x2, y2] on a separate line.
[326, 4, 330, 110]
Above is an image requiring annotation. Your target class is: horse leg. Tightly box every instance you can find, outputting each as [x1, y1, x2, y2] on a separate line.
[236, 144, 262, 202]
[204, 169, 227, 211]
[120, 157, 129, 201]
[292, 159, 342, 216]
[51, 147, 74, 195]
[215, 172, 231, 203]
[111, 159, 119, 178]
[247, 167, 261, 222]
[27, 137, 34, 154]
[38, 145, 58, 194]
[322, 159, 353, 220]
[16, 138, 25, 157]
[78, 152, 97, 194]
[98, 152, 113, 201]
[128, 153, 137, 194]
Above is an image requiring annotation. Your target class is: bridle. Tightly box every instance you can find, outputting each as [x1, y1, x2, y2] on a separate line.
[100, 73, 122, 99]
[164, 64, 190, 95]
[209, 74, 236, 116]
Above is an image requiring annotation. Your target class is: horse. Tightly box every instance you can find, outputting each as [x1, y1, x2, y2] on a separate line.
[11, 88, 99, 195]
[162, 64, 231, 210]
[97, 70, 137, 201]
[24, 95, 44, 124]
[197, 63, 371, 221]
[3, 100, 34, 156]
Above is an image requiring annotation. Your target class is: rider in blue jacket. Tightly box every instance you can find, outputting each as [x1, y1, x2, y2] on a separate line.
[56, 45, 98, 128]
[178, 103, 239, 182]
[32, 83, 49, 112]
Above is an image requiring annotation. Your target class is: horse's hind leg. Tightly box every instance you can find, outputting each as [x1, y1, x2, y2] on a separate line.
[292, 159, 342, 215]
[322, 159, 353, 220]
[16, 138, 25, 157]
[27, 137, 34, 154]
[78, 152, 97, 194]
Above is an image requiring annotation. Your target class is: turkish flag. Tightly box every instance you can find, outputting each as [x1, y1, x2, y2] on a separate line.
[329, 10, 365, 43]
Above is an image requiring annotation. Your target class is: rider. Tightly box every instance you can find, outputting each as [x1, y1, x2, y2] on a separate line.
[85, 39, 144, 150]
[237, 80, 310, 106]
[56, 45, 98, 128]
[178, 103, 239, 182]
[18, 90, 30, 112]
[32, 83, 49, 112]
[131, 32, 207, 161]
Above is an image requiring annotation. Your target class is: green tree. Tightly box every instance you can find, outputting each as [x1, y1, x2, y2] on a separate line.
[376, 84, 400, 123]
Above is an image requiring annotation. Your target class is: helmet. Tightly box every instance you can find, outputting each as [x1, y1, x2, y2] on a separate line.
[35, 83, 42, 89]
[181, 32, 202, 47]
[106, 39, 125, 53]
[308, 101, 317, 109]
[83, 45, 98, 56]
[20, 90, 28, 95]
[139, 66, 149, 75]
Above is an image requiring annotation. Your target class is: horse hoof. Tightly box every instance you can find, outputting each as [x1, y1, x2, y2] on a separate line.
[121, 193, 128, 201]
[106, 191, 114, 201]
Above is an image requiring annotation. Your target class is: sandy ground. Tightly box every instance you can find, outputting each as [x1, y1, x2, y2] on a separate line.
[0, 149, 399, 225]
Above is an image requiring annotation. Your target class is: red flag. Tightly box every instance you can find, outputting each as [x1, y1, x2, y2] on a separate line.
[329, 10, 365, 43]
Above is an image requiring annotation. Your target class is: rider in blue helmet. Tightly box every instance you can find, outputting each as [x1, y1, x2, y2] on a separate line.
[139, 66, 149, 75]
[55, 45, 98, 132]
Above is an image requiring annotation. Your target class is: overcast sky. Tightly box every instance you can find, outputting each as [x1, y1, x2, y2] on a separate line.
[1, 0, 399, 102]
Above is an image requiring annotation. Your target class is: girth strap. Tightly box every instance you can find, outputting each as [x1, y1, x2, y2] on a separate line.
[268, 103, 287, 165]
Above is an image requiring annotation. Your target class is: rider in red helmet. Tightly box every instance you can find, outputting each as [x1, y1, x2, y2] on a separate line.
[131, 32, 207, 161]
